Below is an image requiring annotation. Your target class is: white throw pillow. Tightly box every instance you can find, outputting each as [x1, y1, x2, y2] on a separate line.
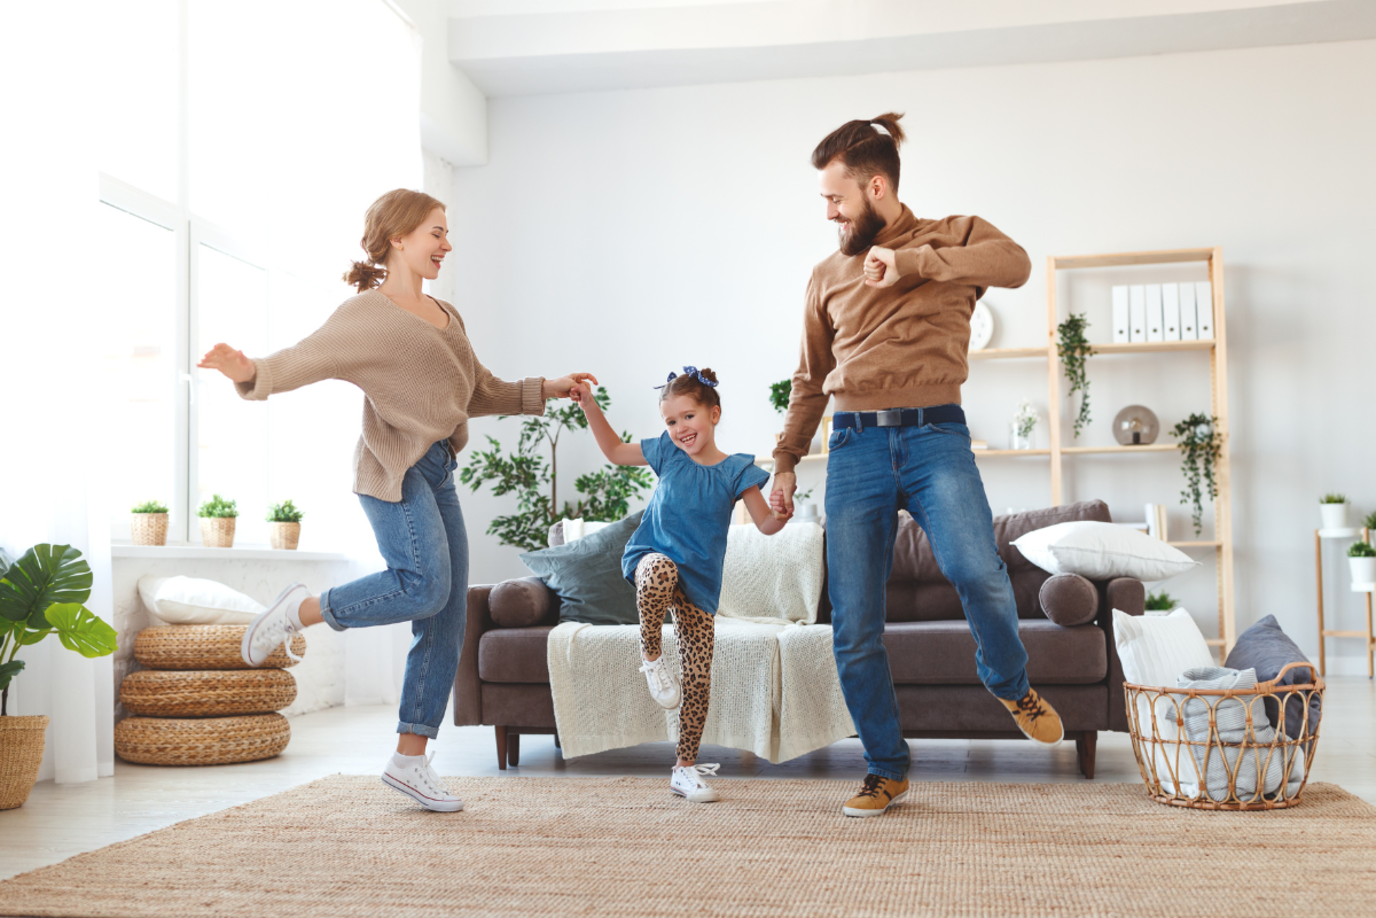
[138, 575, 264, 625]
[1011, 521, 1198, 582]
[554, 518, 614, 545]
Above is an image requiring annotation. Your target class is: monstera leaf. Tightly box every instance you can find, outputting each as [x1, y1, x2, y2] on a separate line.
[0, 659, 24, 692]
[0, 544, 92, 629]
[45, 603, 118, 658]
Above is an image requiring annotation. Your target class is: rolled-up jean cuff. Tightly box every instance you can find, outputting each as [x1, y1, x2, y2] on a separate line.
[317, 588, 347, 632]
[868, 765, 907, 781]
[397, 720, 439, 739]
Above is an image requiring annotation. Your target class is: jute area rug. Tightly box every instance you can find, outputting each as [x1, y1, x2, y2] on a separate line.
[3, 777, 1374, 918]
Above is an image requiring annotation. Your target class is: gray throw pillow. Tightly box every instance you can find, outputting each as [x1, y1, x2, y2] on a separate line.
[1223, 614, 1321, 739]
[519, 511, 644, 626]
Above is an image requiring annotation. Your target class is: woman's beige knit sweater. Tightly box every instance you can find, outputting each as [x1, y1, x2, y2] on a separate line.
[236, 289, 545, 502]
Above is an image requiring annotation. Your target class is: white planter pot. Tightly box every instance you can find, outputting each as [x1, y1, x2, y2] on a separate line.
[1319, 503, 1348, 531]
[791, 501, 820, 524]
[1350, 556, 1376, 586]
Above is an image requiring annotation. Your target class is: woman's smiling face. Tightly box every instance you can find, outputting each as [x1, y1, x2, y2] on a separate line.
[660, 393, 720, 457]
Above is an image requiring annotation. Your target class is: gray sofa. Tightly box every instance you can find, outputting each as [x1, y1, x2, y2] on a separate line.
[453, 499, 1145, 777]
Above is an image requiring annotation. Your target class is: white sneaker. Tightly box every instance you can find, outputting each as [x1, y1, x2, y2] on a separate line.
[382, 752, 464, 813]
[240, 583, 308, 667]
[639, 655, 681, 709]
[671, 764, 721, 803]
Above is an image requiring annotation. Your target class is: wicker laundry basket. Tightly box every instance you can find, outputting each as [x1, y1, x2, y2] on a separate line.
[1125, 662, 1323, 811]
[134, 625, 305, 671]
[0, 715, 49, 810]
[120, 669, 296, 717]
[200, 516, 236, 548]
[130, 512, 169, 546]
[115, 713, 290, 766]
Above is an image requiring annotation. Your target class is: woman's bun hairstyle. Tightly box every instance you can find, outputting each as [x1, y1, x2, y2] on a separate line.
[659, 366, 722, 411]
[343, 188, 446, 293]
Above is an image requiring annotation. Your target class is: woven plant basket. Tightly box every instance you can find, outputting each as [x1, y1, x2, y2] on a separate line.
[0, 715, 49, 810]
[1125, 662, 1323, 811]
[134, 625, 305, 671]
[130, 512, 169, 546]
[120, 669, 297, 717]
[269, 521, 301, 550]
[200, 516, 236, 548]
[115, 713, 290, 766]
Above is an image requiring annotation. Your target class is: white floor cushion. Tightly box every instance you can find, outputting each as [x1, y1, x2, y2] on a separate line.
[138, 575, 264, 625]
[1011, 521, 1198, 582]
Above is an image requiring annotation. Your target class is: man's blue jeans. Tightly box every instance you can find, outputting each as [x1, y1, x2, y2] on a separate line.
[319, 441, 468, 740]
[824, 413, 1030, 780]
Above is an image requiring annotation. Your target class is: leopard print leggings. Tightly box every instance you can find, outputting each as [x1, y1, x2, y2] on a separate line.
[635, 553, 714, 765]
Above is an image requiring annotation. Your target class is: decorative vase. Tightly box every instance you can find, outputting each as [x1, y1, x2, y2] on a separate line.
[1319, 503, 1349, 531]
[200, 516, 236, 548]
[269, 521, 301, 550]
[1350, 557, 1376, 587]
[0, 715, 49, 810]
[1009, 422, 1033, 451]
[792, 501, 820, 524]
[130, 512, 169, 546]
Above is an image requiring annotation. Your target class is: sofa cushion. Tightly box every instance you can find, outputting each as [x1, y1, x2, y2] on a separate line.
[1012, 521, 1198, 582]
[884, 619, 1108, 685]
[489, 577, 554, 628]
[478, 627, 555, 683]
[1224, 614, 1321, 739]
[1039, 573, 1099, 627]
[519, 511, 643, 626]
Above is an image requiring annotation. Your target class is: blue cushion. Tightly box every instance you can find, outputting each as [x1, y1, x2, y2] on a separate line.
[519, 512, 643, 626]
[1224, 615, 1321, 739]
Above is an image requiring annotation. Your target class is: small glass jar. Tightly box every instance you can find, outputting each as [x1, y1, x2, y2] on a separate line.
[1010, 421, 1033, 451]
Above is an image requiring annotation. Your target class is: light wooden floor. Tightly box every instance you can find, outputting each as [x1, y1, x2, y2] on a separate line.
[3, 677, 1373, 882]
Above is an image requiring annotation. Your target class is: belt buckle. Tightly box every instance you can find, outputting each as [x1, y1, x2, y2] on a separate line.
[875, 409, 903, 428]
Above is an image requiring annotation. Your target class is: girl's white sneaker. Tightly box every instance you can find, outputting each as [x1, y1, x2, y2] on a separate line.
[382, 751, 464, 813]
[240, 583, 308, 667]
[639, 655, 681, 709]
[671, 764, 721, 803]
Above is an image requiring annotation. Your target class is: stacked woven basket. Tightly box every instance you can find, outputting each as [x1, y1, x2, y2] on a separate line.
[115, 625, 304, 766]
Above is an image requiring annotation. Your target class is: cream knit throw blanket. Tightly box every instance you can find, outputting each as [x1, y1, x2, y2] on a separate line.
[547, 523, 855, 763]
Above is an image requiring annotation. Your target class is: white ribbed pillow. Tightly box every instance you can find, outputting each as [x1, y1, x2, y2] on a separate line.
[1113, 608, 1215, 686]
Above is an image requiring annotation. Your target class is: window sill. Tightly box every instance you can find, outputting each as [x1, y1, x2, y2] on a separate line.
[111, 543, 351, 563]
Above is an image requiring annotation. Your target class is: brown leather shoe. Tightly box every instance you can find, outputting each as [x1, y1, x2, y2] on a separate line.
[998, 688, 1064, 746]
[841, 774, 909, 818]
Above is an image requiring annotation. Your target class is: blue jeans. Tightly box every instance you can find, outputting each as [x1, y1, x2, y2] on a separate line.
[824, 412, 1030, 780]
[319, 441, 468, 740]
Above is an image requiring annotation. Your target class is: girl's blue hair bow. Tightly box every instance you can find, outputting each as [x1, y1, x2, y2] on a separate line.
[656, 366, 718, 389]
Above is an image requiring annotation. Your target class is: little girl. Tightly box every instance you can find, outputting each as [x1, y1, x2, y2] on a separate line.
[573, 366, 789, 803]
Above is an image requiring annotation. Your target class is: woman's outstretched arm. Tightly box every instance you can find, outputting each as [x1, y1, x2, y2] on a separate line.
[571, 383, 646, 466]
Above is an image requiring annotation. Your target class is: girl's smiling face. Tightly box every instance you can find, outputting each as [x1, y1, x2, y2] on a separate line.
[660, 393, 720, 457]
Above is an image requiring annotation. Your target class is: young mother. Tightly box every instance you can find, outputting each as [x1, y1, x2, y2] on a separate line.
[199, 188, 592, 812]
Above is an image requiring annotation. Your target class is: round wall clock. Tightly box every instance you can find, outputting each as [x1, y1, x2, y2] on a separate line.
[969, 301, 995, 351]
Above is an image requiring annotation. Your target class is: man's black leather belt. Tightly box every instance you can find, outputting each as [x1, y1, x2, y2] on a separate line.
[833, 405, 966, 431]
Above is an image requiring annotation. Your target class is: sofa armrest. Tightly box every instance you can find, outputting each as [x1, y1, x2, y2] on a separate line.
[1101, 577, 1145, 733]
[453, 584, 496, 727]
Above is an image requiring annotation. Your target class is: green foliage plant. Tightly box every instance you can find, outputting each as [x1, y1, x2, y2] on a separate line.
[769, 379, 792, 414]
[1364, 511, 1376, 531]
[1348, 541, 1376, 559]
[197, 494, 238, 519]
[131, 500, 169, 514]
[267, 500, 304, 523]
[0, 544, 118, 716]
[1172, 413, 1223, 535]
[460, 387, 655, 552]
[1320, 493, 1348, 504]
[1056, 313, 1094, 437]
[1145, 591, 1176, 612]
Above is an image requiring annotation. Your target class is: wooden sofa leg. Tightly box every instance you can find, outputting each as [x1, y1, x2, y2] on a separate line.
[508, 733, 521, 767]
[495, 726, 508, 771]
[1075, 731, 1097, 779]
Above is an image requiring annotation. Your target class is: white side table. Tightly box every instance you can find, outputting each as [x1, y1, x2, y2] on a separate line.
[1316, 527, 1373, 677]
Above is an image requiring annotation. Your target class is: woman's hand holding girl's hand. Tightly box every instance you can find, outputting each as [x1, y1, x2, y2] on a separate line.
[198, 343, 256, 383]
[569, 383, 593, 411]
[543, 372, 599, 400]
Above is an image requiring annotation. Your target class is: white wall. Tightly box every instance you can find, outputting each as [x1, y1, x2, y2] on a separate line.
[446, 39, 1376, 669]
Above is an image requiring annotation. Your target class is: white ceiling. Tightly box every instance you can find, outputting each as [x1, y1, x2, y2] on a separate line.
[444, 0, 1376, 97]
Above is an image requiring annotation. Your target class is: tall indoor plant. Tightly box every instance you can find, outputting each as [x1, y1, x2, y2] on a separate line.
[0, 544, 118, 808]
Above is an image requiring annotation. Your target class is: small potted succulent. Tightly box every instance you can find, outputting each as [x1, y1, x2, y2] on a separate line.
[130, 500, 169, 546]
[267, 500, 304, 550]
[1349, 541, 1376, 587]
[198, 494, 238, 548]
[1319, 493, 1349, 531]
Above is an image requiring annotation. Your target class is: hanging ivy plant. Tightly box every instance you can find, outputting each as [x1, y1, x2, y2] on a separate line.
[1172, 412, 1222, 535]
[1056, 313, 1094, 437]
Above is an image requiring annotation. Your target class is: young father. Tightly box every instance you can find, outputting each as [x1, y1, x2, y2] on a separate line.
[769, 113, 1063, 818]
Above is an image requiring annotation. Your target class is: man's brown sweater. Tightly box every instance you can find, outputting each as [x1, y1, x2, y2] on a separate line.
[773, 205, 1031, 476]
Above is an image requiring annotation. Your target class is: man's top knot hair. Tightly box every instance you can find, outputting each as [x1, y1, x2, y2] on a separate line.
[657, 366, 722, 410]
[811, 112, 907, 192]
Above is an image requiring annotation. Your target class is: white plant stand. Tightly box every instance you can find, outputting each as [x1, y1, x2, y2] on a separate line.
[1316, 526, 1374, 677]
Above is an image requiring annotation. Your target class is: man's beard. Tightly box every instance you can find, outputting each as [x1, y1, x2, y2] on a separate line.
[837, 198, 886, 257]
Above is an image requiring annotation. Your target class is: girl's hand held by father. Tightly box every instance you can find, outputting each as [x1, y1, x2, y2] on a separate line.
[198, 344, 256, 384]
[769, 471, 797, 521]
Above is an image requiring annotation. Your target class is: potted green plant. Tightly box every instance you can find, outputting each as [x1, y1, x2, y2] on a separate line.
[198, 494, 238, 548]
[1349, 541, 1376, 587]
[1010, 399, 1037, 450]
[1145, 591, 1176, 612]
[1320, 493, 1349, 531]
[1172, 413, 1222, 535]
[0, 544, 118, 809]
[1056, 313, 1094, 438]
[267, 500, 303, 550]
[1365, 511, 1376, 534]
[130, 500, 169, 547]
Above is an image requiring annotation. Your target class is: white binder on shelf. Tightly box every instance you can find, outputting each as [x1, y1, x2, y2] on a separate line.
[1112, 285, 1130, 343]
[1129, 285, 1146, 342]
[1195, 281, 1214, 339]
[1179, 281, 1198, 340]
[1162, 283, 1181, 341]
[1145, 284, 1164, 342]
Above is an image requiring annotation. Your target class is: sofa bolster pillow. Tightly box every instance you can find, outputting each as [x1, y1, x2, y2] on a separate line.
[489, 577, 554, 628]
[1039, 573, 1099, 627]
